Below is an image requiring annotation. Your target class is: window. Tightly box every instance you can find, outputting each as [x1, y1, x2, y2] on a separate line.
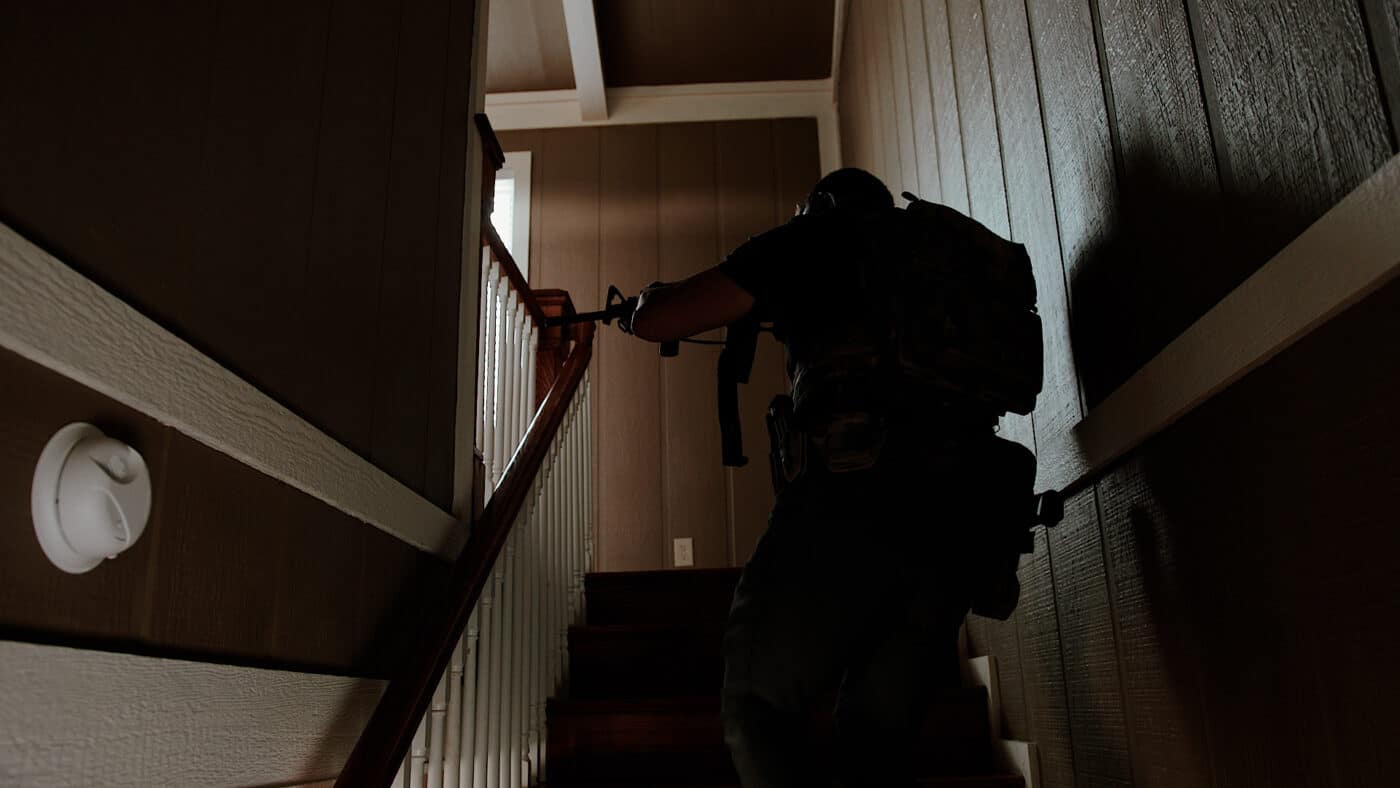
[489, 151, 533, 280]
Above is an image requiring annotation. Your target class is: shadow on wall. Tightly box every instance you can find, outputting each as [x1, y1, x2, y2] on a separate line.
[1068, 149, 1292, 407]
[1064, 146, 1400, 780]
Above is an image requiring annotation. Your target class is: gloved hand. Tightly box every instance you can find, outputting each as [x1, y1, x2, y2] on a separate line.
[614, 296, 641, 334]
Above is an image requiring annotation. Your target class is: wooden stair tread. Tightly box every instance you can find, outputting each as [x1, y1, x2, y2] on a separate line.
[554, 569, 1012, 785]
[552, 777, 1023, 788]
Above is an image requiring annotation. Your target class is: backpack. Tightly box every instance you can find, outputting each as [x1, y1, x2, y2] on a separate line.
[888, 193, 1044, 417]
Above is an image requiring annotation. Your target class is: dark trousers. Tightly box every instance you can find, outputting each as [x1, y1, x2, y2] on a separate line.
[721, 466, 978, 788]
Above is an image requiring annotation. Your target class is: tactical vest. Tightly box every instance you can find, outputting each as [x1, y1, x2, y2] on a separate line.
[779, 194, 1044, 472]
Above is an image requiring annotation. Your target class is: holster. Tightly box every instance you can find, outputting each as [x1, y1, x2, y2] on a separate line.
[765, 395, 806, 495]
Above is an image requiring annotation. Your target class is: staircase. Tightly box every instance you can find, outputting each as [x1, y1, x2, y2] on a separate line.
[545, 568, 1025, 787]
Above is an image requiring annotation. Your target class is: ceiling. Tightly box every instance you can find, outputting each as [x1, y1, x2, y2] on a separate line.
[486, 0, 835, 93]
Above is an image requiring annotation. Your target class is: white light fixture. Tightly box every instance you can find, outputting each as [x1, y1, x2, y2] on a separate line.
[32, 423, 152, 574]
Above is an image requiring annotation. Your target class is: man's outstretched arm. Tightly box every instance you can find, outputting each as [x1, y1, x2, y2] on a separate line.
[629, 268, 756, 342]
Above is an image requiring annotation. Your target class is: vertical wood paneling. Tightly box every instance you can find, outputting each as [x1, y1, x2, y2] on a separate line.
[1048, 490, 1133, 786]
[1194, 0, 1390, 262]
[1365, 0, 1400, 148]
[872, 3, 904, 190]
[1018, 530, 1076, 788]
[982, 0, 1082, 460]
[886, 0, 922, 194]
[423, 0, 476, 508]
[946, 0, 1035, 452]
[536, 128, 602, 311]
[373, 0, 455, 493]
[773, 119, 823, 218]
[301, 0, 405, 461]
[187, 0, 331, 420]
[851, 2, 880, 174]
[902, 0, 944, 201]
[1022, 0, 1119, 399]
[658, 123, 729, 569]
[597, 125, 664, 571]
[856, 2, 890, 180]
[947, 0, 1008, 236]
[920, 0, 971, 212]
[716, 121, 781, 565]
[0, 3, 216, 314]
[838, 15, 865, 173]
[1096, 459, 1214, 788]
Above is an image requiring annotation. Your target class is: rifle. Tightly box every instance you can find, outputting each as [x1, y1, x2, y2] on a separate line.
[543, 284, 762, 468]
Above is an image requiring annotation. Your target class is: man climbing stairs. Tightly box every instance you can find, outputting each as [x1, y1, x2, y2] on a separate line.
[545, 568, 1026, 787]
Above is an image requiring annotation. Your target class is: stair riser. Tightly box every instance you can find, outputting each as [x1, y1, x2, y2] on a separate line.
[568, 629, 724, 698]
[584, 569, 741, 627]
[547, 700, 992, 781]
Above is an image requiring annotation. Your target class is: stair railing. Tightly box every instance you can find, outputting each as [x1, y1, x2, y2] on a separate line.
[337, 114, 596, 788]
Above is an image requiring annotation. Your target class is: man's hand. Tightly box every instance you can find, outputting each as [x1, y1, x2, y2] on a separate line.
[630, 268, 756, 342]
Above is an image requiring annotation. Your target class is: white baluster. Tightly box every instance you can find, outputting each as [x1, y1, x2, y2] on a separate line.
[475, 252, 491, 454]
[478, 261, 501, 489]
[514, 310, 531, 449]
[472, 563, 496, 787]
[491, 284, 510, 489]
[549, 425, 565, 698]
[525, 325, 538, 429]
[458, 607, 479, 788]
[583, 377, 595, 578]
[527, 468, 545, 783]
[495, 289, 517, 487]
[443, 635, 465, 788]
[427, 666, 448, 788]
[513, 306, 526, 446]
[510, 520, 527, 787]
[410, 711, 428, 788]
[492, 533, 517, 788]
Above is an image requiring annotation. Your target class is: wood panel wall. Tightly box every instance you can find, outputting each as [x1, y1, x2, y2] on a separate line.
[840, 1, 1400, 786]
[0, 0, 478, 510]
[498, 119, 820, 572]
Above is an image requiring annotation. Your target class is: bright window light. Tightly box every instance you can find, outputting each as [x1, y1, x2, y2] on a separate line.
[491, 175, 516, 257]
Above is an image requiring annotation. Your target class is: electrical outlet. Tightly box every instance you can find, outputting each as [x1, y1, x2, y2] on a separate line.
[673, 537, 694, 567]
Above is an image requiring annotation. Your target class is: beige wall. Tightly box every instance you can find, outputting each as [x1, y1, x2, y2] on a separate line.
[499, 119, 821, 572]
[840, 1, 1399, 787]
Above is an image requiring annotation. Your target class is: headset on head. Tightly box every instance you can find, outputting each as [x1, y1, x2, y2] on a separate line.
[796, 189, 838, 217]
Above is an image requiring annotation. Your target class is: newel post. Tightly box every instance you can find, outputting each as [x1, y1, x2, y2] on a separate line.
[534, 289, 577, 408]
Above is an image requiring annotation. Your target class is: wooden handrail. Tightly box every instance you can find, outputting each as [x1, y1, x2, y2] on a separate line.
[335, 322, 595, 786]
[483, 219, 547, 327]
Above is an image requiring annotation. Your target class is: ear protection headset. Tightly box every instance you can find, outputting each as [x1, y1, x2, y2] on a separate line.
[796, 189, 838, 217]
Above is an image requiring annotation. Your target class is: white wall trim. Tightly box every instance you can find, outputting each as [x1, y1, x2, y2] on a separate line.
[0, 222, 463, 559]
[0, 640, 385, 787]
[486, 78, 842, 174]
[1040, 151, 1400, 493]
[561, 0, 607, 121]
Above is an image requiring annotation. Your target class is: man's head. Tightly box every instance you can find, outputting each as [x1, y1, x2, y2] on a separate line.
[801, 168, 894, 216]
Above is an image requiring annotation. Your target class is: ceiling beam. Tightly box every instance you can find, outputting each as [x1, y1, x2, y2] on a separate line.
[561, 0, 607, 121]
[486, 79, 842, 173]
